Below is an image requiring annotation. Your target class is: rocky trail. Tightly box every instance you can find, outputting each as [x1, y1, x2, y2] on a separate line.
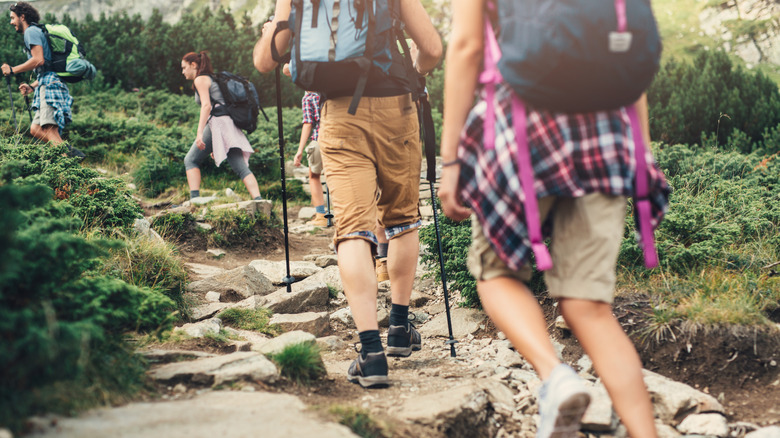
[20, 168, 780, 438]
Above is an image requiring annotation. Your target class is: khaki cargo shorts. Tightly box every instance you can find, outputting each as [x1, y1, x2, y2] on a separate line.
[31, 85, 58, 128]
[319, 94, 421, 248]
[468, 193, 628, 303]
[306, 140, 323, 175]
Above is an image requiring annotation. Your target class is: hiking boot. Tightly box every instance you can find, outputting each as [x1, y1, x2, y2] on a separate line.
[347, 350, 389, 388]
[386, 320, 421, 357]
[536, 364, 591, 438]
[307, 212, 328, 227]
[375, 257, 389, 282]
[66, 145, 86, 161]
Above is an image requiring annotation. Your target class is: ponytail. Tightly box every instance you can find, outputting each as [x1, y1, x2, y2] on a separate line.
[182, 51, 215, 77]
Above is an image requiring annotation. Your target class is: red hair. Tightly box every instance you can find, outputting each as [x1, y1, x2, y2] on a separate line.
[182, 51, 213, 77]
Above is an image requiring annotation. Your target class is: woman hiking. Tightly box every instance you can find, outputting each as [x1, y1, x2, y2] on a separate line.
[438, 1, 669, 437]
[181, 51, 262, 201]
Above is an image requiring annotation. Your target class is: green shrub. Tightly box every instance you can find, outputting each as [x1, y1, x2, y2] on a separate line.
[218, 308, 281, 336]
[152, 212, 196, 241]
[263, 178, 309, 203]
[419, 205, 479, 308]
[204, 208, 272, 248]
[101, 233, 189, 318]
[267, 341, 326, 385]
[0, 184, 175, 433]
[648, 50, 780, 150]
[0, 141, 142, 230]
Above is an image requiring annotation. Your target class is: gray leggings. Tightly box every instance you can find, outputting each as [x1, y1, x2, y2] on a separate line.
[184, 124, 253, 180]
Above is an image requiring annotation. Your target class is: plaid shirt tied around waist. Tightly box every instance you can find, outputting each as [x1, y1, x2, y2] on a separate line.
[302, 92, 320, 141]
[457, 82, 670, 271]
[32, 71, 73, 134]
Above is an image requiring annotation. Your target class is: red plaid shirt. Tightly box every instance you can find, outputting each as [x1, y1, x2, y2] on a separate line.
[302, 92, 320, 141]
[457, 82, 670, 271]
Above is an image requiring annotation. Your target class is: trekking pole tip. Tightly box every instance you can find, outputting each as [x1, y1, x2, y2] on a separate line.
[445, 338, 458, 357]
[283, 275, 296, 293]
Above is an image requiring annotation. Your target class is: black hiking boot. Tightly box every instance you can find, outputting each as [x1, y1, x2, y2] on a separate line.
[66, 145, 86, 161]
[386, 321, 422, 358]
[347, 349, 389, 389]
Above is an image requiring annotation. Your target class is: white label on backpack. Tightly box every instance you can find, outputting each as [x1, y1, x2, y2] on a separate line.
[609, 31, 633, 53]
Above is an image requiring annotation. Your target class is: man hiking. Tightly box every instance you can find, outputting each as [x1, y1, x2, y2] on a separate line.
[2, 2, 80, 157]
[254, 0, 442, 388]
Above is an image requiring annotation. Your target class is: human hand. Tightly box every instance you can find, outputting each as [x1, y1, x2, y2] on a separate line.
[438, 165, 471, 221]
[294, 150, 303, 167]
[1, 64, 11, 76]
[196, 135, 206, 150]
[283, 63, 291, 77]
[19, 83, 33, 96]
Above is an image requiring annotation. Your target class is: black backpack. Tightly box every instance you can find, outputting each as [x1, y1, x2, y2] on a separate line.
[210, 72, 261, 133]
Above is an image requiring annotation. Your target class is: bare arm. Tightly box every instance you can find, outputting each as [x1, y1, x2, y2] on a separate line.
[194, 75, 213, 149]
[253, 0, 292, 73]
[634, 93, 651, 146]
[295, 123, 313, 167]
[1, 45, 44, 76]
[399, 0, 443, 74]
[438, 0, 484, 221]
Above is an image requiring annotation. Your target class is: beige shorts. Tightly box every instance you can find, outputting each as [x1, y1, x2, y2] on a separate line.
[306, 140, 323, 175]
[467, 193, 628, 303]
[31, 85, 58, 128]
[319, 94, 421, 248]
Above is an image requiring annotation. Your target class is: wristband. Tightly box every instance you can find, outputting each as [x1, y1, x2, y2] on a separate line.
[9, 66, 13, 75]
[441, 158, 461, 167]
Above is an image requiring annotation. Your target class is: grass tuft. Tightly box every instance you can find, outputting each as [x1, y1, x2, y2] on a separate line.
[267, 342, 326, 385]
[217, 308, 281, 336]
[329, 405, 390, 438]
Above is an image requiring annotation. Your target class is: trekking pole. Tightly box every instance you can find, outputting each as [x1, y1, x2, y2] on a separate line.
[324, 182, 333, 227]
[5, 74, 18, 133]
[24, 94, 32, 124]
[275, 65, 295, 292]
[420, 93, 457, 357]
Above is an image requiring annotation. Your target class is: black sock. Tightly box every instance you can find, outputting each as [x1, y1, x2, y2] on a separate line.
[358, 330, 383, 358]
[377, 242, 389, 259]
[389, 303, 409, 328]
[190, 190, 200, 199]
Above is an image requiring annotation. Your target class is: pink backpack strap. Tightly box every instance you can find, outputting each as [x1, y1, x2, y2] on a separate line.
[512, 98, 554, 270]
[480, 17, 503, 151]
[482, 15, 553, 270]
[626, 105, 659, 268]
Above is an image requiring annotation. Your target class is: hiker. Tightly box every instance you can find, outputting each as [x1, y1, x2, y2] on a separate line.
[254, 0, 442, 388]
[2, 2, 74, 149]
[284, 64, 328, 227]
[181, 51, 262, 201]
[439, 0, 668, 437]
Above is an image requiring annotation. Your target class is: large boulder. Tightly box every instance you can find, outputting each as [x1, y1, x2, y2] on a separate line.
[269, 312, 330, 337]
[148, 352, 278, 386]
[420, 307, 486, 339]
[257, 279, 330, 314]
[249, 260, 322, 285]
[187, 266, 275, 301]
[642, 370, 725, 424]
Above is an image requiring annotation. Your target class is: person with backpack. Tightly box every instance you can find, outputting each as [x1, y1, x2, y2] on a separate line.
[181, 51, 262, 202]
[2, 2, 74, 151]
[439, 1, 669, 437]
[254, 0, 442, 388]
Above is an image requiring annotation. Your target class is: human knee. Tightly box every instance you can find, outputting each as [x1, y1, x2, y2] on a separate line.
[30, 124, 43, 139]
[558, 298, 612, 324]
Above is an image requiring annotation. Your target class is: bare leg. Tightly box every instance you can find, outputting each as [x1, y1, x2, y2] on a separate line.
[31, 124, 63, 145]
[559, 298, 657, 438]
[338, 239, 379, 331]
[186, 168, 201, 192]
[387, 229, 418, 306]
[309, 170, 324, 207]
[477, 276, 560, 380]
[242, 173, 261, 199]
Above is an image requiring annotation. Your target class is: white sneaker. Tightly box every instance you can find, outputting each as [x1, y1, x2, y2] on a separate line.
[536, 364, 591, 438]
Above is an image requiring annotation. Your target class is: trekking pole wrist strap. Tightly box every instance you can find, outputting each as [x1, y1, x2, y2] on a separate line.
[270, 21, 291, 64]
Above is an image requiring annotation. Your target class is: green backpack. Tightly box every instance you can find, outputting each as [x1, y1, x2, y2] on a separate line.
[32, 23, 97, 83]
